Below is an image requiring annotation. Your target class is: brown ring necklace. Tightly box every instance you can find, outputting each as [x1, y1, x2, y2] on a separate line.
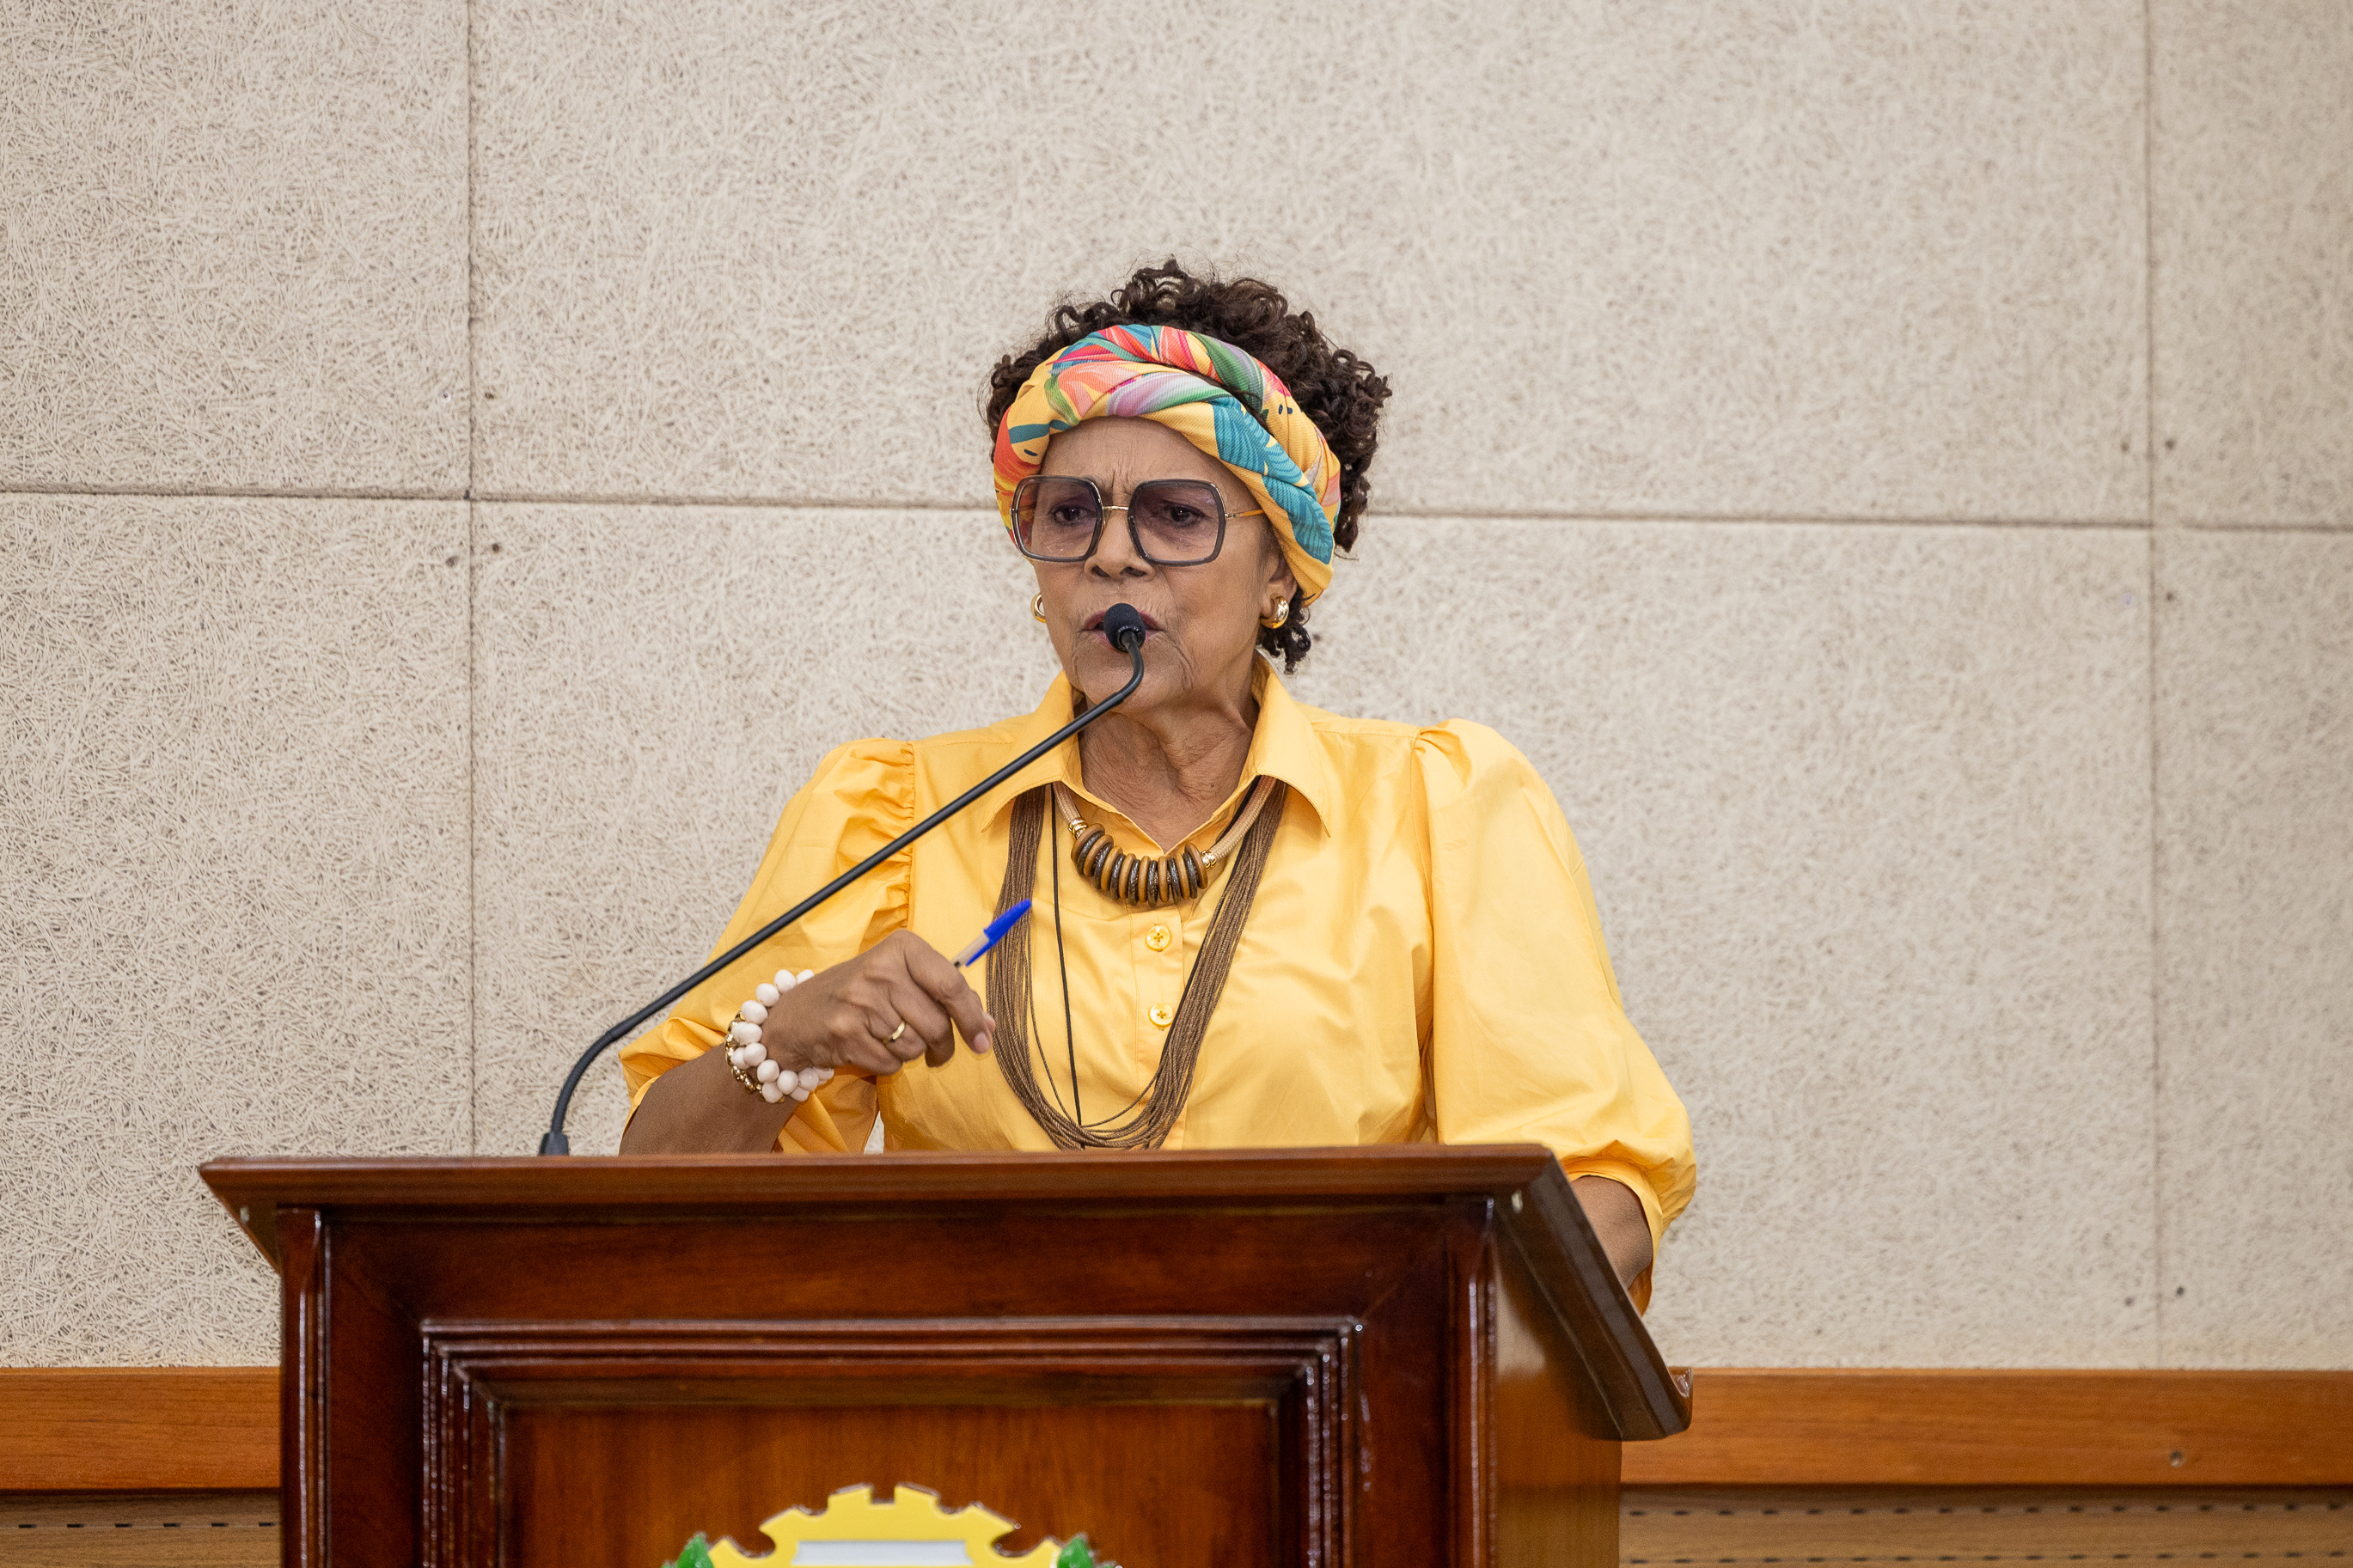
[1050, 777, 1280, 907]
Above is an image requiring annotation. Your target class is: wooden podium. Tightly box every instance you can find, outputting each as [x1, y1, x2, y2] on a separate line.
[202, 1148, 1689, 1567]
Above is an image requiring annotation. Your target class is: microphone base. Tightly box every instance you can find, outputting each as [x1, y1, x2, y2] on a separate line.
[536, 1130, 571, 1156]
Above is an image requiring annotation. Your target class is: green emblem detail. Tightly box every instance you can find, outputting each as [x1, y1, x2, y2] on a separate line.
[662, 1532, 716, 1568]
[1058, 1535, 1115, 1568]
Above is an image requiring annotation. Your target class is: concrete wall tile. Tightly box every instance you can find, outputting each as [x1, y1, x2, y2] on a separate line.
[470, 503, 1060, 1156]
[0, 1, 468, 494]
[0, 497, 471, 1365]
[2154, 533, 2353, 1366]
[474, 0, 2146, 523]
[2152, 2, 2353, 527]
[1292, 520, 2157, 1366]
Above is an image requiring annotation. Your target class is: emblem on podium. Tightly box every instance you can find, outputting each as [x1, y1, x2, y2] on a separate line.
[663, 1484, 1116, 1568]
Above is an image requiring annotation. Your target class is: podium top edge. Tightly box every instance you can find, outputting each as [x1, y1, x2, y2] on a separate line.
[199, 1144, 1564, 1211]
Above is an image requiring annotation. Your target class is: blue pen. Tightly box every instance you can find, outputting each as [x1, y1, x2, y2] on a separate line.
[952, 900, 1032, 968]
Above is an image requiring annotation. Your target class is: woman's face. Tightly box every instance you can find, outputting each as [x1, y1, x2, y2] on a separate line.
[1028, 417, 1296, 713]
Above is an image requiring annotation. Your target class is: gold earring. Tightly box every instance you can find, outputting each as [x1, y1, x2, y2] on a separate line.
[1262, 598, 1291, 630]
[1031, 592, 1048, 624]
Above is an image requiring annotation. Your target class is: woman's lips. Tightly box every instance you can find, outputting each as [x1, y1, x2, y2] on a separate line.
[1081, 610, 1164, 633]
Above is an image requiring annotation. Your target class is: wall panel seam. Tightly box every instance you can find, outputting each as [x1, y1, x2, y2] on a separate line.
[0, 485, 468, 503]
[2, 487, 2234, 531]
[2142, 0, 2167, 1370]
[467, 0, 480, 509]
[466, 0, 481, 1154]
[452, 494, 2164, 529]
[2143, 0, 2160, 529]
[461, 497, 2161, 528]
[467, 498, 480, 1156]
[2169, 521, 2353, 535]
[2148, 536, 2167, 1367]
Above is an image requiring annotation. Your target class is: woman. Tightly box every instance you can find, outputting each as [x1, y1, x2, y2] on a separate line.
[620, 264, 1693, 1301]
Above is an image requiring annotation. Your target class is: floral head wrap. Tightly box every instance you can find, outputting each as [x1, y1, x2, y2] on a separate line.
[993, 325, 1342, 602]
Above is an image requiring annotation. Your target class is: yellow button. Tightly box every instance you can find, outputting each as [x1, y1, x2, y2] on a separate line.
[1149, 1004, 1174, 1028]
[1146, 924, 1172, 952]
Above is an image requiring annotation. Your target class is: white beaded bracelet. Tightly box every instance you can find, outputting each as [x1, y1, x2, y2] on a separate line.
[726, 967, 834, 1105]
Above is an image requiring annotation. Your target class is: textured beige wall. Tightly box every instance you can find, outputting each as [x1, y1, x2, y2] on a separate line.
[0, 496, 471, 1362]
[2154, 533, 2353, 1367]
[0, 1, 468, 492]
[1299, 522, 2160, 1367]
[3, 1, 2346, 1370]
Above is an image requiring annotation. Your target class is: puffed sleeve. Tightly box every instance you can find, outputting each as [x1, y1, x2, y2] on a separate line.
[618, 738, 917, 1154]
[1419, 721, 1696, 1303]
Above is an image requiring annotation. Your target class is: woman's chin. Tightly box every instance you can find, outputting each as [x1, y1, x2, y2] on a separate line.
[1065, 646, 1131, 693]
[1066, 642, 1180, 709]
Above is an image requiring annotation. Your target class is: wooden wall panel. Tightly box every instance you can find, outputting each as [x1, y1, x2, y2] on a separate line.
[0, 1370, 278, 1491]
[9, 1367, 2351, 1492]
[1619, 1370, 2353, 1486]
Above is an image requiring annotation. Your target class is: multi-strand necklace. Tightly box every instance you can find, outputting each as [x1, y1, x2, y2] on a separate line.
[988, 780, 1288, 1148]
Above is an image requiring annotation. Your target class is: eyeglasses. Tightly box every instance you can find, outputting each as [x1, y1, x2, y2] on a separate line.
[1010, 475, 1263, 567]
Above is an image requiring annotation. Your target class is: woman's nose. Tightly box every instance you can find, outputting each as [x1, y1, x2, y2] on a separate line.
[1088, 509, 1151, 576]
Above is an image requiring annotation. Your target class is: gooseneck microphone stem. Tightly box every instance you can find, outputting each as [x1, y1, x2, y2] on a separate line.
[538, 615, 1150, 1154]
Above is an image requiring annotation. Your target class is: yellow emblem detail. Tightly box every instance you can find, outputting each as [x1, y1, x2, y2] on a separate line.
[703, 1484, 1062, 1568]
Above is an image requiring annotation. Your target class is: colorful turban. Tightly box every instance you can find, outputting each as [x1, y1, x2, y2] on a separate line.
[993, 325, 1342, 602]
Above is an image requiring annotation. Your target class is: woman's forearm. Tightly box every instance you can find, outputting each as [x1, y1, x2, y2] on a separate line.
[618, 1046, 803, 1154]
[1571, 1174, 1653, 1289]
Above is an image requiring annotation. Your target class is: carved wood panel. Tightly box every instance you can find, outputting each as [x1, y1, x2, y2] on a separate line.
[419, 1318, 1359, 1568]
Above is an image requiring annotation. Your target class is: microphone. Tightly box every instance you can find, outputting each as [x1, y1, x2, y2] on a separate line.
[1101, 601, 1146, 653]
[537, 601, 1152, 1153]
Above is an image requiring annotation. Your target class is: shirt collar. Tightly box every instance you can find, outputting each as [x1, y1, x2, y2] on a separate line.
[977, 660, 1335, 845]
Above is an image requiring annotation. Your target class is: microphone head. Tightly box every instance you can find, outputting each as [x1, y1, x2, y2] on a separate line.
[1103, 602, 1148, 652]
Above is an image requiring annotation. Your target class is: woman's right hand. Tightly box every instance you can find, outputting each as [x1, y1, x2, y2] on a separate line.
[757, 930, 996, 1079]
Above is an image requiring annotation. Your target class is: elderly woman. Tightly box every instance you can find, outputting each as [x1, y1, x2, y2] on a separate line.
[620, 264, 1693, 1300]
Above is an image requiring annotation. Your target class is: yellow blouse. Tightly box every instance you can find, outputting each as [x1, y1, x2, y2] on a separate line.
[622, 664, 1696, 1267]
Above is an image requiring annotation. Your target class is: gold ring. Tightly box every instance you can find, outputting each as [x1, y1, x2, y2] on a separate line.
[886, 1021, 907, 1043]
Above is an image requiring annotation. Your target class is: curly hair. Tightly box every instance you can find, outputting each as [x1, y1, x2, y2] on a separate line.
[984, 260, 1390, 671]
